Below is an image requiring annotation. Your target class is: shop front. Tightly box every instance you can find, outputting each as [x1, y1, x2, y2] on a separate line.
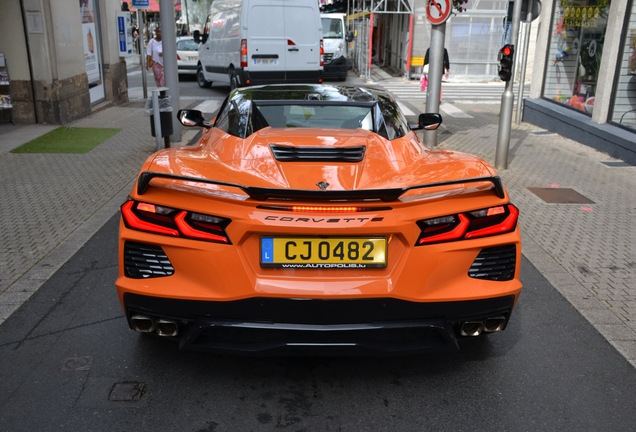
[523, 0, 636, 165]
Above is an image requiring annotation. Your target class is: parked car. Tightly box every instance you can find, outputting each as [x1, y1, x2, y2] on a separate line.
[116, 84, 522, 355]
[194, 0, 323, 89]
[176, 36, 199, 76]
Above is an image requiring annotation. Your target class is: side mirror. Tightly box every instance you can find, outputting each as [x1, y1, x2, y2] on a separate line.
[177, 109, 212, 128]
[346, 31, 354, 42]
[410, 113, 442, 131]
[193, 30, 201, 43]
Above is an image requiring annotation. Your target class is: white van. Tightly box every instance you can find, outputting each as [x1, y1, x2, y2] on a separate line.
[194, 0, 324, 89]
[320, 13, 353, 81]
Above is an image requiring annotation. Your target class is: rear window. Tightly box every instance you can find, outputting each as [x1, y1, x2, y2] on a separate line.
[257, 104, 371, 130]
[177, 40, 199, 51]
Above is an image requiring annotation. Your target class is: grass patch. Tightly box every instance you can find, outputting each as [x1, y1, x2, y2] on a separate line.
[11, 127, 121, 154]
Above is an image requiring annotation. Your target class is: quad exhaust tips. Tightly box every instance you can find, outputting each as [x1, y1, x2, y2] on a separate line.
[459, 316, 506, 337]
[131, 315, 179, 337]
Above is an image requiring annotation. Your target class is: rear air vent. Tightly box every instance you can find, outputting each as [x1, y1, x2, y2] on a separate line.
[270, 145, 365, 162]
[124, 242, 174, 279]
[468, 245, 516, 281]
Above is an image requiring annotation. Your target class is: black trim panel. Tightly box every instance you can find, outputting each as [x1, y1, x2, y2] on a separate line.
[136, 171, 506, 201]
[123, 294, 515, 355]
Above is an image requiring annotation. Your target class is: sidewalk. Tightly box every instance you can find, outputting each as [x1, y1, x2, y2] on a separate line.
[0, 73, 634, 368]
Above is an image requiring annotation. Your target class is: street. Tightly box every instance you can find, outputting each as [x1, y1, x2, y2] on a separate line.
[1, 213, 635, 431]
[0, 62, 635, 431]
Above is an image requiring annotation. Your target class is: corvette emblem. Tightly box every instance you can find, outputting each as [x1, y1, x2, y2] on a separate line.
[316, 181, 329, 191]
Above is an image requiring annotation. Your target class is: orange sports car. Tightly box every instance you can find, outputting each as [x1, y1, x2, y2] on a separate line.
[116, 84, 522, 355]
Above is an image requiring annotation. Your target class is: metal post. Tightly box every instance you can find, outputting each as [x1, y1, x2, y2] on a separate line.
[495, 0, 524, 169]
[515, 15, 533, 124]
[137, 9, 147, 100]
[423, 23, 446, 147]
[160, 0, 182, 142]
[152, 89, 162, 151]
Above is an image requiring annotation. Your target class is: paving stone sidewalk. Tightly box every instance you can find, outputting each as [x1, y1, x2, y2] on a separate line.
[0, 85, 634, 369]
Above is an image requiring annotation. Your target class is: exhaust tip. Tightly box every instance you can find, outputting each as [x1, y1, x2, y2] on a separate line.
[483, 316, 506, 333]
[131, 315, 155, 333]
[460, 321, 484, 337]
[156, 319, 179, 337]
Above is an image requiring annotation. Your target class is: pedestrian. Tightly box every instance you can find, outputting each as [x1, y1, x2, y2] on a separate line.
[132, 24, 140, 54]
[424, 47, 450, 79]
[146, 27, 164, 87]
[424, 47, 450, 101]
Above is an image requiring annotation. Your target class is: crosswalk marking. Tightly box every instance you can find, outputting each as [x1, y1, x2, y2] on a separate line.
[440, 103, 474, 118]
[192, 99, 222, 113]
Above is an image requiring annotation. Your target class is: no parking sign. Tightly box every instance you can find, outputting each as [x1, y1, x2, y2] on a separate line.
[426, 0, 452, 25]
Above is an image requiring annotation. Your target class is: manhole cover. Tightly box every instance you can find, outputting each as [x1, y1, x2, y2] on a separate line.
[61, 356, 93, 371]
[527, 187, 595, 204]
[109, 382, 146, 401]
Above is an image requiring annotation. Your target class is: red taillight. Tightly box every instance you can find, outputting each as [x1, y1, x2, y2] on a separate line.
[320, 39, 324, 67]
[121, 200, 231, 244]
[121, 201, 179, 237]
[465, 204, 519, 239]
[240, 39, 247, 68]
[287, 39, 296, 46]
[416, 204, 518, 245]
[174, 211, 230, 243]
[177, 54, 181, 61]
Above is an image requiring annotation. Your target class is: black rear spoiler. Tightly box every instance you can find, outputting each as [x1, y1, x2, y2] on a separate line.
[136, 171, 505, 202]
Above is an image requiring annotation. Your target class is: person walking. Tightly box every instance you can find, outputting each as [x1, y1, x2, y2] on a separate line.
[423, 47, 450, 101]
[146, 27, 164, 87]
[424, 47, 450, 79]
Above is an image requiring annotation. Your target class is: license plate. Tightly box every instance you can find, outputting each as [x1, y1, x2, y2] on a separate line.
[254, 58, 278, 65]
[260, 237, 387, 268]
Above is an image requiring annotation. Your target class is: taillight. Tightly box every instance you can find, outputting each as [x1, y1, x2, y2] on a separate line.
[416, 204, 518, 245]
[121, 200, 231, 244]
[240, 39, 247, 68]
[320, 39, 324, 67]
[177, 54, 181, 61]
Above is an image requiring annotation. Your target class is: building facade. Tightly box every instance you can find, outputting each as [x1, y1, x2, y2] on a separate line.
[0, 0, 129, 125]
[523, 0, 636, 164]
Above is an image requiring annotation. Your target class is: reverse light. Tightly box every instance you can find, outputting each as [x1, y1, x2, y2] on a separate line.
[417, 204, 518, 245]
[121, 200, 231, 244]
[240, 39, 247, 68]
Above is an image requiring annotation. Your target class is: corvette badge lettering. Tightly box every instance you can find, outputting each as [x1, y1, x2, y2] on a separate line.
[264, 216, 384, 223]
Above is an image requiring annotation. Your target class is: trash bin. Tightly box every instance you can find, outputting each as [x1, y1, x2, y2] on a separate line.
[145, 92, 173, 138]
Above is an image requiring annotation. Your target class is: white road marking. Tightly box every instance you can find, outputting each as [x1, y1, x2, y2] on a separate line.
[192, 100, 222, 113]
[440, 103, 474, 118]
[397, 101, 414, 116]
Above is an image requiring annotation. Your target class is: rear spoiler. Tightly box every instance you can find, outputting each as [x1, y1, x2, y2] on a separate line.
[136, 171, 505, 201]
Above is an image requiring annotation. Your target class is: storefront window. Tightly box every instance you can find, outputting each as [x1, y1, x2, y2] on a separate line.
[610, 2, 636, 130]
[543, 0, 611, 115]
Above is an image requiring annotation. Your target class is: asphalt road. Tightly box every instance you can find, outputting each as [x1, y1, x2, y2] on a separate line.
[1, 212, 635, 431]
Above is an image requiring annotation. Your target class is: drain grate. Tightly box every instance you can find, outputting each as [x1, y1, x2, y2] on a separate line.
[527, 187, 595, 204]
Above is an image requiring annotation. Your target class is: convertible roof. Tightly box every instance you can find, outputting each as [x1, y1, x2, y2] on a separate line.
[231, 84, 391, 104]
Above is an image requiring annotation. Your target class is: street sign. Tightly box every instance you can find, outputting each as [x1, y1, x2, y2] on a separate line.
[131, 0, 149, 9]
[426, 0, 452, 26]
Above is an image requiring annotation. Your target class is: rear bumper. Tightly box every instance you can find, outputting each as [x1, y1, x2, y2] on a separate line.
[124, 293, 516, 355]
[237, 69, 323, 86]
[324, 56, 347, 79]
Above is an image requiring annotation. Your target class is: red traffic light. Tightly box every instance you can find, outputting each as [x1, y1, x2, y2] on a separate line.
[498, 44, 515, 82]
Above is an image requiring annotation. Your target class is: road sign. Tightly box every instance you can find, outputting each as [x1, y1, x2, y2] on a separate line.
[426, 0, 452, 26]
[131, 0, 149, 9]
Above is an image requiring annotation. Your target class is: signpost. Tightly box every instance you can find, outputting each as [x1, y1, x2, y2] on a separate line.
[423, 0, 451, 146]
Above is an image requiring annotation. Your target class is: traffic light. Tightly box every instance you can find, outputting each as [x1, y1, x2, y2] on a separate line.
[498, 44, 514, 81]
